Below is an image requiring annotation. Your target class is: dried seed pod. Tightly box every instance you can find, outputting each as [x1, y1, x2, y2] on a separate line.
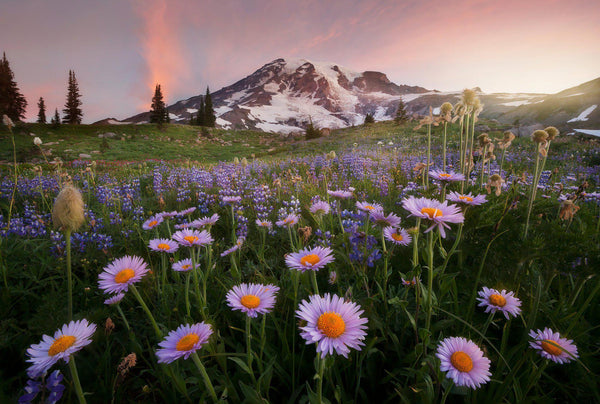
[52, 185, 85, 232]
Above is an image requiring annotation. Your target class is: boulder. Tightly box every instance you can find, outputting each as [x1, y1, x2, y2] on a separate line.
[79, 153, 92, 159]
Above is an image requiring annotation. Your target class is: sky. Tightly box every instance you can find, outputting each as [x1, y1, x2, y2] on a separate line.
[1, 0, 599, 123]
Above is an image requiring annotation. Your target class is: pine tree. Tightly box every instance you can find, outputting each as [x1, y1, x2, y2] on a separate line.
[394, 98, 409, 124]
[165, 107, 171, 123]
[364, 113, 375, 124]
[63, 70, 83, 124]
[305, 117, 321, 140]
[203, 87, 215, 127]
[37, 97, 47, 124]
[149, 84, 166, 125]
[0, 52, 28, 121]
[196, 96, 205, 126]
[51, 108, 61, 129]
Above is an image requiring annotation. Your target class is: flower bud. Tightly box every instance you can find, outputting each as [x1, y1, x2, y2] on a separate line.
[52, 185, 85, 232]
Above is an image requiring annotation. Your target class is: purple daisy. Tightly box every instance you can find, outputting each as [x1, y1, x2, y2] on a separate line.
[430, 170, 466, 183]
[402, 196, 464, 238]
[172, 258, 199, 272]
[26, 319, 97, 378]
[158, 210, 179, 219]
[327, 189, 353, 199]
[104, 293, 125, 305]
[285, 246, 335, 272]
[401, 276, 419, 286]
[178, 207, 196, 216]
[255, 219, 273, 229]
[142, 215, 163, 230]
[369, 210, 401, 228]
[446, 191, 487, 206]
[436, 337, 492, 389]
[383, 227, 412, 246]
[222, 195, 242, 204]
[276, 213, 299, 228]
[310, 200, 331, 215]
[296, 293, 368, 358]
[529, 328, 578, 364]
[172, 229, 213, 247]
[149, 238, 179, 253]
[98, 255, 150, 294]
[221, 237, 245, 257]
[226, 283, 280, 318]
[356, 201, 384, 213]
[191, 213, 220, 228]
[477, 287, 522, 319]
[156, 323, 213, 364]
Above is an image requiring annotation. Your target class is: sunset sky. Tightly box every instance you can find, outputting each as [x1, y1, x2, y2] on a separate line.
[2, 0, 599, 123]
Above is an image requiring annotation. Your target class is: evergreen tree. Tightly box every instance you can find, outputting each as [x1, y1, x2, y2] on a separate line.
[305, 117, 321, 140]
[165, 107, 171, 123]
[364, 113, 375, 124]
[149, 84, 166, 125]
[394, 99, 409, 124]
[37, 97, 47, 124]
[63, 70, 83, 124]
[0, 52, 28, 121]
[196, 96, 205, 126]
[50, 108, 61, 129]
[203, 87, 215, 127]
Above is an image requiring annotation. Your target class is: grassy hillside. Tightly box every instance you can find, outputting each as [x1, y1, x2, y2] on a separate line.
[1, 120, 597, 166]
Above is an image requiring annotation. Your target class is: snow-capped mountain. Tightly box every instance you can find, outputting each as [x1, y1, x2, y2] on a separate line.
[117, 58, 600, 133]
[123, 58, 428, 132]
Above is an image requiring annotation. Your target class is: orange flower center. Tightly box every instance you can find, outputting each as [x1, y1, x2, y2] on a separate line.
[450, 351, 473, 372]
[182, 264, 191, 270]
[176, 333, 200, 351]
[262, 222, 269, 226]
[392, 233, 404, 241]
[541, 340, 563, 356]
[459, 196, 474, 202]
[300, 254, 321, 266]
[439, 173, 451, 178]
[489, 294, 507, 307]
[421, 207, 443, 218]
[48, 335, 76, 356]
[157, 243, 171, 250]
[240, 294, 261, 309]
[184, 236, 198, 244]
[317, 312, 346, 338]
[364, 205, 375, 210]
[148, 220, 158, 227]
[115, 268, 135, 283]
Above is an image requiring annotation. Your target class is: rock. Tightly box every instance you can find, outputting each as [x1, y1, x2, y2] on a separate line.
[91, 150, 100, 154]
[79, 153, 92, 159]
[509, 124, 544, 137]
[320, 128, 331, 137]
[475, 125, 490, 132]
[29, 132, 36, 137]
[100, 132, 117, 138]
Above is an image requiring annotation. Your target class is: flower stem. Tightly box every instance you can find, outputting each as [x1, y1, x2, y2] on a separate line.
[524, 149, 541, 239]
[316, 355, 325, 404]
[412, 218, 421, 269]
[130, 284, 162, 338]
[310, 270, 319, 295]
[116, 304, 131, 331]
[66, 229, 73, 321]
[425, 230, 435, 332]
[191, 352, 218, 403]
[68, 357, 87, 404]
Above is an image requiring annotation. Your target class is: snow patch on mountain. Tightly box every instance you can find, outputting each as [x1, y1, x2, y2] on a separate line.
[568, 105, 597, 122]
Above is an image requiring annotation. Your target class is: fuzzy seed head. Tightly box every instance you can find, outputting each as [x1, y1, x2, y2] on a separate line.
[52, 185, 85, 232]
[532, 130, 549, 144]
[544, 126, 559, 140]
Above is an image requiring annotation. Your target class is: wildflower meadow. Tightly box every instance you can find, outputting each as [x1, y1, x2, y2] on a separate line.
[1, 97, 600, 403]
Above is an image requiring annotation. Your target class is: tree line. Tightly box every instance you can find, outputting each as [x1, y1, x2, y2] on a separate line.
[1, 52, 216, 128]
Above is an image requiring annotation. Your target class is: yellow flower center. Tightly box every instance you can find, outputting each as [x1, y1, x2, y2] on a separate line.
[284, 218, 292, 224]
[157, 243, 171, 250]
[421, 207, 443, 218]
[364, 205, 375, 210]
[182, 264, 191, 270]
[240, 294, 261, 309]
[262, 222, 269, 226]
[300, 254, 321, 266]
[176, 333, 200, 351]
[459, 196, 474, 202]
[115, 268, 135, 283]
[317, 312, 346, 338]
[391, 233, 404, 241]
[541, 340, 563, 356]
[439, 173, 451, 178]
[489, 294, 507, 307]
[48, 335, 76, 356]
[184, 235, 198, 244]
[148, 220, 158, 227]
[450, 351, 473, 372]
